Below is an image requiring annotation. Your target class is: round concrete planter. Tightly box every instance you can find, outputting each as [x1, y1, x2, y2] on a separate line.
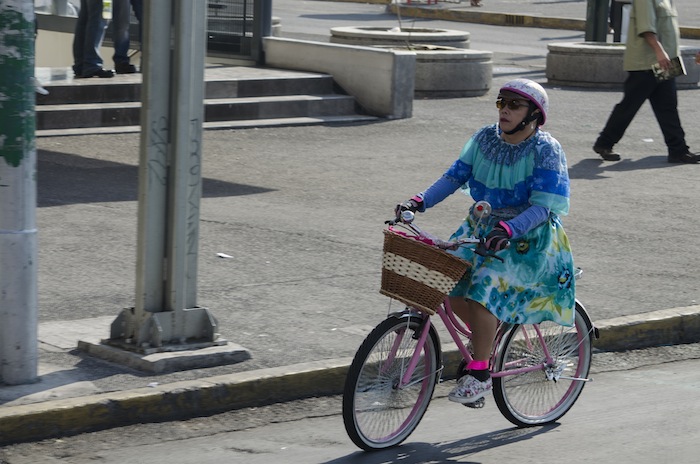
[547, 42, 700, 89]
[406, 46, 493, 98]
[329, 26, 491, 97]
[330, 26, 470, 49]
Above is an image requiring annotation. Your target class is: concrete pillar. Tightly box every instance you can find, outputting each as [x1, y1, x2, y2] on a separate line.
[0, 0, 39, 385]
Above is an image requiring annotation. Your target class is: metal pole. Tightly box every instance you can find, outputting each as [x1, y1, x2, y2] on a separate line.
[110, 0, 220, 351]
[252, 0, 272, 64]
[0, 0, 38, 385]
[612, 0, 632, 43]
[585, 0, 611, 43]
[134, 0, 172, 316]
[166, 0, 206, 315]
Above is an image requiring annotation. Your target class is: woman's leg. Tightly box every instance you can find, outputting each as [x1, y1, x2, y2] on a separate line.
[448, 296, 497, 362]
[448, 296, 498, 404]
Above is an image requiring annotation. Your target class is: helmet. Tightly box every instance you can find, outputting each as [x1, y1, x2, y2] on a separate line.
[499, 79, 549, 125]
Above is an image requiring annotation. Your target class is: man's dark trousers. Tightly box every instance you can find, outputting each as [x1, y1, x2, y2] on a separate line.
[596, 70, 689, 157]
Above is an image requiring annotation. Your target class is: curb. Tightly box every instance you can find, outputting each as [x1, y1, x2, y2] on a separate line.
[389, 5, 700, 40]
[593, 305, 700, 351]
[2, 306, 699, 446]
[0, 359, 351, 446]
[392, 5, 585, 32]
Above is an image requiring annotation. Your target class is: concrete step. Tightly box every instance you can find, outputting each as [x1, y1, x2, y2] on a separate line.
[34, 67, 378, 134]
[35, 75, 338, 105]
[37, 94, 362, 130]
[36, 115, 379, 137]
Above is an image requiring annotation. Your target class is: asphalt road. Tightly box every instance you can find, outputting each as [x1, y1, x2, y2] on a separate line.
[2, 343, 700, 463]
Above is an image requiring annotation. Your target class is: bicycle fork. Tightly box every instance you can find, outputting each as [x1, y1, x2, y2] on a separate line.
[381, 316, 441, 390]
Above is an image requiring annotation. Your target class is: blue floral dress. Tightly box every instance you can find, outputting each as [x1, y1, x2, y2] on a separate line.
[445, 124, 575, 327]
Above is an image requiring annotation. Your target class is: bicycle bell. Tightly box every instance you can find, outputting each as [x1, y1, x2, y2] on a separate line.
[401, 210, 415, 224]
[472, 201, 492, 219]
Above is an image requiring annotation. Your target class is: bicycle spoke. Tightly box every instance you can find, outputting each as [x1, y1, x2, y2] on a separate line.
[492, 306, 593, 426]
[343, 316, 440, 450]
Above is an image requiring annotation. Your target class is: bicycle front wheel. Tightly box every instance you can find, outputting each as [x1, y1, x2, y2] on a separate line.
[342, 314, 441, 451]
[492, 304, 593, 427]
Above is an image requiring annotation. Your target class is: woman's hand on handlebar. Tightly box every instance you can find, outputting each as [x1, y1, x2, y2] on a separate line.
[394, 194, 424, 218]
[483, 223, 511, 251]
[475, 223, 510, 262]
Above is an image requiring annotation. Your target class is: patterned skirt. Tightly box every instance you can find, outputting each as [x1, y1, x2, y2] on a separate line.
[447, 208, 576, 327]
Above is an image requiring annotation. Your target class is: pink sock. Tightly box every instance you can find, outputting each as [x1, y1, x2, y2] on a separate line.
[467, 360, 489, 371]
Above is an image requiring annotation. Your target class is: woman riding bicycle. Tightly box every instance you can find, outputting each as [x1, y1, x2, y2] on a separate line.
[397, 78, 576, 405]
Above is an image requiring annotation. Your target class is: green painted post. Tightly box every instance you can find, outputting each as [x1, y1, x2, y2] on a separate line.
[0, 0, 39, 386]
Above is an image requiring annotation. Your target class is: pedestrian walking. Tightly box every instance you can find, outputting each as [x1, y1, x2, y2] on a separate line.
[593, 0, 699, 164]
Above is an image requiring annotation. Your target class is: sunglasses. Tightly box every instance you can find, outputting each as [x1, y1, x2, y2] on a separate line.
[496, 98, 530, 110]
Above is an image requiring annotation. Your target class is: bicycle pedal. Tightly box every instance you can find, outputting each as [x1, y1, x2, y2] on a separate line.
[463, 397, 486, 409]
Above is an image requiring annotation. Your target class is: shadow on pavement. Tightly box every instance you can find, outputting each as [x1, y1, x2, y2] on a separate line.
[0, 354, 138, 407]
[324, 424, 559, 463]
[568, 156, 674, 180]
[38, 149, 276, 207]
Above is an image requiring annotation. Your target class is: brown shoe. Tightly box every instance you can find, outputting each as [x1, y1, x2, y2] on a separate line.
[593, 145, 621, 161]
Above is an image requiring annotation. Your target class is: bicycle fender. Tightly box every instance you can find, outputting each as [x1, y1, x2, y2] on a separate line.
[575, 299, 600, 340]
[388, 308, 426, 320]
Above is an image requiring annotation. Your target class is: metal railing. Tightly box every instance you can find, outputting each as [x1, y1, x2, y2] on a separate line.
[35, 0, 272, 63]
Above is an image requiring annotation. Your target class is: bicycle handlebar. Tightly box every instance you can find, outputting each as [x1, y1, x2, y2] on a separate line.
[386, 210, 507, 262]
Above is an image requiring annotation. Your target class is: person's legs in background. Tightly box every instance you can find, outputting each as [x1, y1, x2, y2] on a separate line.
[34, 21, 49, 94]
[593, 71, 653, 160]
[77, 0, 113, 78]
[112, 0, 136, 73]
[648, 78, 699, 163]
[131, 0, 143, 70]
[72, 0, 89, 77]
[131, 0, 143, 38]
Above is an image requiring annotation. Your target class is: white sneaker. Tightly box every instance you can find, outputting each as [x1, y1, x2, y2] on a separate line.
[33, 77, 49, 95]
[448, 374, 492, 404]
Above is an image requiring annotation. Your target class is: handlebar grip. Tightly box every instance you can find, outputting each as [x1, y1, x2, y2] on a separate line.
[474, 242, 507, 262]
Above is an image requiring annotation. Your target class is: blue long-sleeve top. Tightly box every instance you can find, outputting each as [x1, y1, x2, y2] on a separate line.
[417, 124, 570, 239]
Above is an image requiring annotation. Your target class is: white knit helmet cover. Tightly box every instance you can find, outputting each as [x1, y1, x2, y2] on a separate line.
[499, 78, 549, 125]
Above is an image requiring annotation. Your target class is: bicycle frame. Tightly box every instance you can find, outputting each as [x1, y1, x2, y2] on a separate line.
[382, 216, 595, 390]
[390, 296, 593, 390]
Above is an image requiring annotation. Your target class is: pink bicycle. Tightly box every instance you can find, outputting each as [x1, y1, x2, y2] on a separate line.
[342, 204, 598, 451]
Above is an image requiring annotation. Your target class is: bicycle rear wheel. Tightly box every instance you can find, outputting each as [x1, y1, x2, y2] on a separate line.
[342, 314, 441, 451]
[492, 304, 593, 427]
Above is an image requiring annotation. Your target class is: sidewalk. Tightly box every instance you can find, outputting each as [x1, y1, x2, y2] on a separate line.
[2, 0, 700, 445]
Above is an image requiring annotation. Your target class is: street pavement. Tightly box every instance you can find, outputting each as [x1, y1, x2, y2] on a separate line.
[1, 0, 700, 445]
[5, 352, 699, 462]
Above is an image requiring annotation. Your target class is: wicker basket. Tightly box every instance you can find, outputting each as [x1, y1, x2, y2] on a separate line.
[380, 230, 471, 315]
